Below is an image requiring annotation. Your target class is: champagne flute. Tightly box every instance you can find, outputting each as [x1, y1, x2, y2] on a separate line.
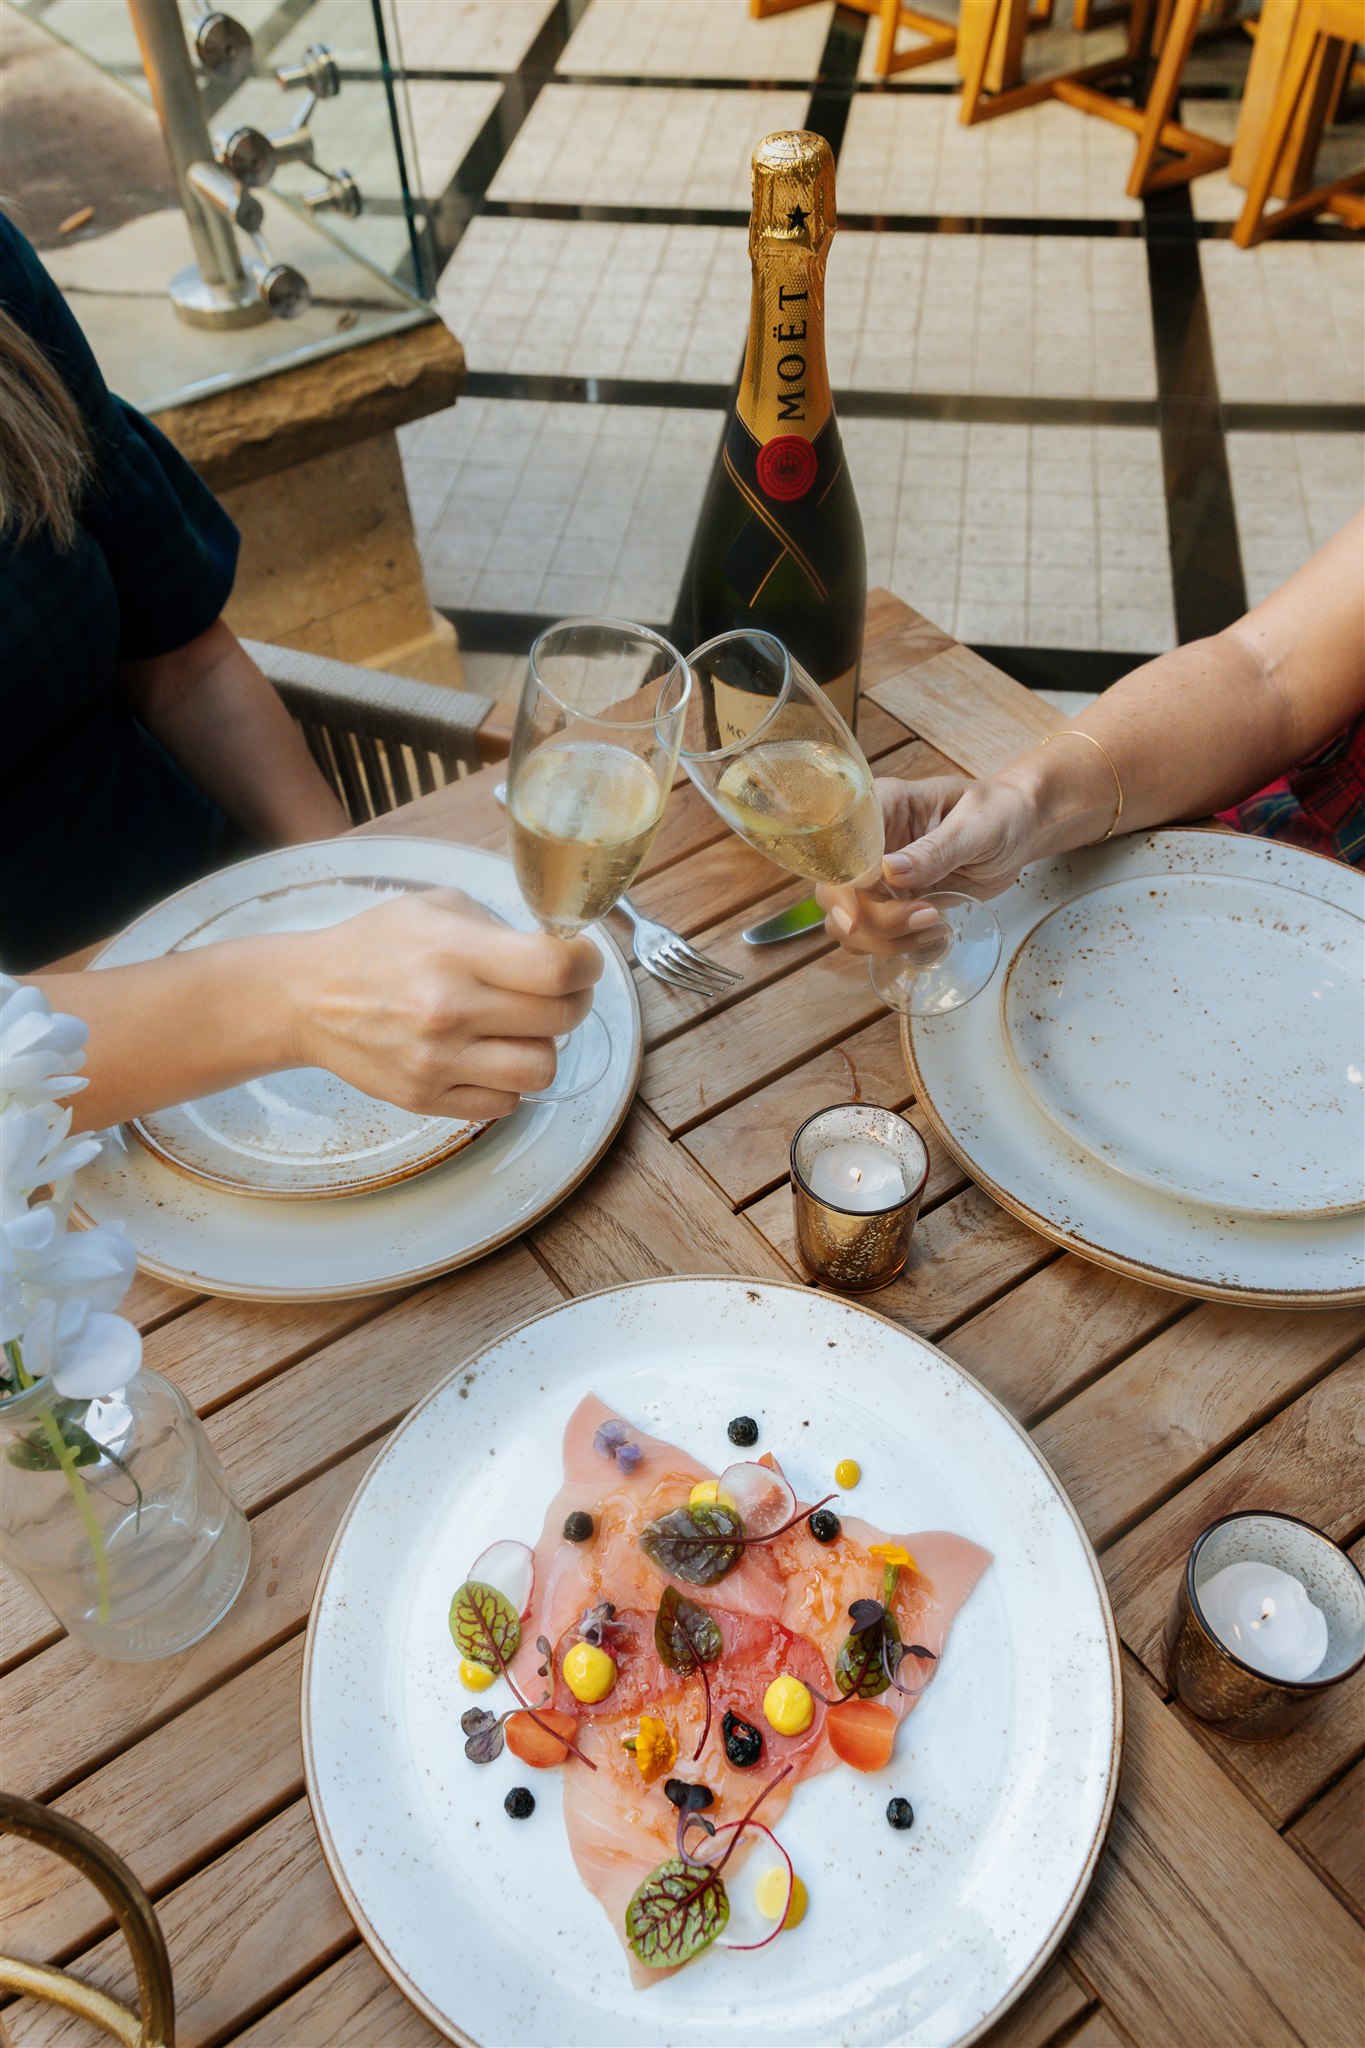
[505, 618, 690, 1101]
[679, 630, 1000, 1017]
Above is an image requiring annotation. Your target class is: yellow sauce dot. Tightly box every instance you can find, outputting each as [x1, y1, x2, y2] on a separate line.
[563, 1641, 617, 1704]
[763, 1673, 814, 1736]
[755, 1866, 809, 1929]
[458, 1658, 496, 1693]
[689, 1479, 720, 1506]
[835, 1458, 862, 1489]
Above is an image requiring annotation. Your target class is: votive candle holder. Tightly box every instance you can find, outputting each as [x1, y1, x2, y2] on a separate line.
[1166, 1510, 1365, 1740]
[790, 1103, 930, 1293]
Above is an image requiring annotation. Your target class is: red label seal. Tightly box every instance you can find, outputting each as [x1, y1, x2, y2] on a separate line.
[755, 435, 818, 502]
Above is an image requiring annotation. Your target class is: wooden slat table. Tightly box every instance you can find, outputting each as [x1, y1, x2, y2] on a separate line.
[3, 591, 1361, 2048]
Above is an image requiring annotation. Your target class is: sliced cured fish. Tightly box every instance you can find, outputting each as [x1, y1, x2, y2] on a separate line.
[458, 1393, 990, 1985]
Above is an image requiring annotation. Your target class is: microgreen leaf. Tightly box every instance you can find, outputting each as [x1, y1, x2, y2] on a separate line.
[460, 1707, 506, 1764]
[449, 1579, 521, 1673]
[576, 1600, 622, 1646]
[626, 1855, 729, 1970]
[639, 1503, 744, 1586]
[655, 1586, 724, 1759]
[654, 1587, 723, 1673]
[836, 1600, 902, 1700]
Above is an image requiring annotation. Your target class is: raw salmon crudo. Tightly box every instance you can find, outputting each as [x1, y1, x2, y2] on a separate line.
[447, 1393, 991, 1984]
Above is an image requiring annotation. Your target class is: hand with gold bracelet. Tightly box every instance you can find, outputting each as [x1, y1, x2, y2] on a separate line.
[819, 509, 1365, 959]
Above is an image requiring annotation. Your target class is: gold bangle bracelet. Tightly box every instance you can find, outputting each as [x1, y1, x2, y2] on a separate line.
[1043, 729, 1124, 842]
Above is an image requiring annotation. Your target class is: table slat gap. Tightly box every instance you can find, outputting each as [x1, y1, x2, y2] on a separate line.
[1015, 1300, 1200, 1435]
[1037, 1317, 1365, 1553]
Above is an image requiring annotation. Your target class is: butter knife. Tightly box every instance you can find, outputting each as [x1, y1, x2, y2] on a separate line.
[742, 896, 825, 945]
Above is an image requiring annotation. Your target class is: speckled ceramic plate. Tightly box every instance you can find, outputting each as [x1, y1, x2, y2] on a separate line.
[74, 840, 640, 1301]
[122, 871, 487, 1200]
[1002, 871, 1364, 1219]
[303, 1277, 1121, 2048]
[906, 830, 1365, 1307]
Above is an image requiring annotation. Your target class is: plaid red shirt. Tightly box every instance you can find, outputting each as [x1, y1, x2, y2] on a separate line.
[1219, 715, 1365, 868]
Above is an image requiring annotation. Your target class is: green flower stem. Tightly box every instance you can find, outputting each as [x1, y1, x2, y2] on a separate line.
[12, 1349, 112, 1628]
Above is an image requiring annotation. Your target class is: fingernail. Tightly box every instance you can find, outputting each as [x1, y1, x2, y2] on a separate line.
[830, 906, 854, 936]
[906, 906, 941, 930]
[883, 853, 915, 883]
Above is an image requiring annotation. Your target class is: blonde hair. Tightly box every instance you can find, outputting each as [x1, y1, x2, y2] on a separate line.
[0, 304, 90, 550]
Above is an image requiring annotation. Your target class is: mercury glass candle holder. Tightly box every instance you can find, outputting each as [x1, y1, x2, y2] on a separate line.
[1166, 1511, 1365, 1740]
[790, 1103, 929, 1292]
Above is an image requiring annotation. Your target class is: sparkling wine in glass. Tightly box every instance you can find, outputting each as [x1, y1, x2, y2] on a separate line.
[506, 618, 690, 1101]
[680, 629, 1000, 1017]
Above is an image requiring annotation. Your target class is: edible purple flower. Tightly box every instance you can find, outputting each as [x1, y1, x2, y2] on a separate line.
[593, 1417, 644, 1474]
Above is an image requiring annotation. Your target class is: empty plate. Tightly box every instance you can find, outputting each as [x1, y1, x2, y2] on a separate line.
[1001, 870, 1364, 1218]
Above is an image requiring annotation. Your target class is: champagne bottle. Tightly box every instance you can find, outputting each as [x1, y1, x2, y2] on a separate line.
[691, 130, 866, 742]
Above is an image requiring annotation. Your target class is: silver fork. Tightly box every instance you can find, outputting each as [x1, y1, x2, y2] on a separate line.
[612, 895, 744, 998]
[492, 782, 742, 998]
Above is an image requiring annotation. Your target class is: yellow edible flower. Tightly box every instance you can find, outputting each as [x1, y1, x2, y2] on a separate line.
[869, 1542, 917, 1572]
[627, 1712, 678, 1783]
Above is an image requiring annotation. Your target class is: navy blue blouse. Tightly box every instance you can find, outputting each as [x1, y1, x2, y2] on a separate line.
[1, 213, 241, 971]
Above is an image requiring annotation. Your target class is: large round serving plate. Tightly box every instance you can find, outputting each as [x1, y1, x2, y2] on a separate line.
[74, 840, 640, 1301]
[907, 830, 1365, 1307]
[1002, 870, 1363, 1218]
[303, 1277, 1121, 2048]
[117, 871, 489, 1200]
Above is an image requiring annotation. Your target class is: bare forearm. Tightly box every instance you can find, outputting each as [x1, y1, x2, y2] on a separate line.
[31, 939, 305, 1132]
[997, 629, 1292, 861]
[120, 622, 348, 845]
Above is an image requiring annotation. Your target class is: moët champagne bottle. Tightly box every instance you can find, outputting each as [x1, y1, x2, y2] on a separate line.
[691, 130, 866, 743]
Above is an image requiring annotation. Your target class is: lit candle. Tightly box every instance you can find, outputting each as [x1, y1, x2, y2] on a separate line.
[1198, 1560, 1329, 1683]
[806, 1141, 907, 1213]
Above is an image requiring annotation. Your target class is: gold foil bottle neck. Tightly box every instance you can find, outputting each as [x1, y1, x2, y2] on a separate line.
[749, 130, 835, 261]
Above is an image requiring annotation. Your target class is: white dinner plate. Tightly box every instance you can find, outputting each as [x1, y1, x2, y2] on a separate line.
[1002, 870, 1364, 1218]
[303, 1277, 1121, 2048]
[907, 830, 1365, 1308]
[75, 840, 640, 1301]
[128, 873, 487, 1199]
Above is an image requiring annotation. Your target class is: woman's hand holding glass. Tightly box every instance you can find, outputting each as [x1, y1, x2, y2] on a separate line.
[287, 888, 603, 1123]
[815, 773, 1043, 954]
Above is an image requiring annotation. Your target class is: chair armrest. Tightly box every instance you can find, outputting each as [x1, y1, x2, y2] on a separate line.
[243, 640, 494, 769]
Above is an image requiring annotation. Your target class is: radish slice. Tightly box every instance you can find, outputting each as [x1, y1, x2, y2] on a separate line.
[709, 1820, 795, 1950]
[468, 1539, 535, 1619]
[718, 1462, 797, 1539]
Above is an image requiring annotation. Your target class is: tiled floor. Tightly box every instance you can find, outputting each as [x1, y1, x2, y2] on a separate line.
[1201, 241, 1365, 406]
[437, 217, 750, 383]
[19, 0, 1364, 679]
[1227, 432, 1365, 607]
[558, 0, 836, 78]
[404, 397, 722, 621]
[828, 232, 1156, 398]
[487, 82, 810, 209]
[836, 95, 1146, 220]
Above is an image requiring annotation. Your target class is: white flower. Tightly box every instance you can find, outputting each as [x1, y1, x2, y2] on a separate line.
[1, 1102, 102, 1218]
[18, 1294, 142, 1401]
[0, 978, 139, 1403]
[0, 976, 88, 1111]
[1, 1209, 137, 1344]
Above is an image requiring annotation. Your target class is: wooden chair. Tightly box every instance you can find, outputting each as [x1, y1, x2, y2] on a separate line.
[749, 0, 956, 75]
[244, 640, 510, 826]
[0, 1793, 175, 2046]
[1232, 0, 1365, 241]
[1086, 0, 1236, 193]
[957, 0, 1152, 123]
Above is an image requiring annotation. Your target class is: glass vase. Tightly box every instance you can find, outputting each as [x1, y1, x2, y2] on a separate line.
[0, 1367, 250, 1661]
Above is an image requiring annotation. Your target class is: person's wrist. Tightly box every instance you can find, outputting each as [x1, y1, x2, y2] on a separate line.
[252, 931, 321, 1071]
[995, 744, 1110, 860]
